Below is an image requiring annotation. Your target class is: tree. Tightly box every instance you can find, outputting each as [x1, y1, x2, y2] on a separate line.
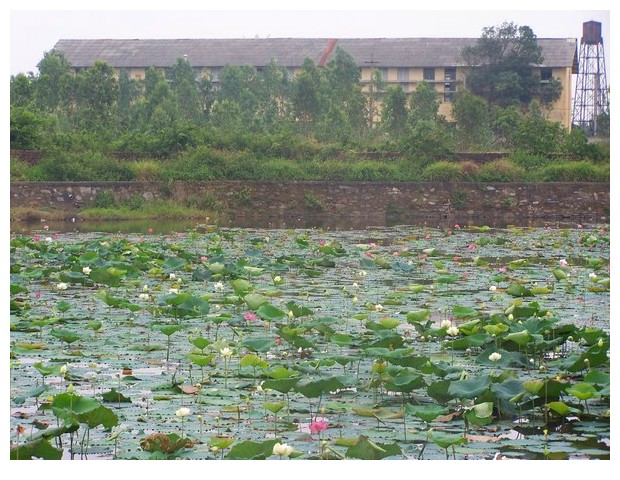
[324, 48, 368, 136]
[451, 89, 491, 149]
[168, 57, 201, 121]
[10, 107, 53, 149]
[75, 61, 119, 129]
[380, 85, 408, 137]
[291, 59, 324, 135]
[408, 81, 440, 127]
[462, 22, 549, 107]
[35, 51, 74, 113]
[10, 73, 36, 108]
[116, 69, 140, 128]
[368, 69, 386, 129]
[511, 101, 566, 154]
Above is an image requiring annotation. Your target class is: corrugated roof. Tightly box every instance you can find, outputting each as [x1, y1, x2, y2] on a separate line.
[53, 37, 577, 69]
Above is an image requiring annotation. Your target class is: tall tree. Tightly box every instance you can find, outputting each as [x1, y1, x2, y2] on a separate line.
[408, 81, 440, 127]
[76, 60, 119, 128]
[168, 57, 201, 121]
[291, 59, 324, 135]
[35, 51, 74, 113]
[116, 69, 140, 128]
[381, 85, 408, 137]
[451, 89, 491, 149]
[462, 22, 552, 107]
[10, 73, 36, 108]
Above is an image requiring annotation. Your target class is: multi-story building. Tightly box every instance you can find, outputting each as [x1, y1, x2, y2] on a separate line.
[53, 37, 578, 128]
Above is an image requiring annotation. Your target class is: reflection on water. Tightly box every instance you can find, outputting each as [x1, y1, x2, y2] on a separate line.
[10, 212, 600, 235]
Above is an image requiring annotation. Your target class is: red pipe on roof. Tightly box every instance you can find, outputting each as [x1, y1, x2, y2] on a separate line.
[318, 39, 338, 67]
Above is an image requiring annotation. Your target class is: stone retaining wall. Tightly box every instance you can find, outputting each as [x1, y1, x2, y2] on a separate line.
[10, 181, 609, 224]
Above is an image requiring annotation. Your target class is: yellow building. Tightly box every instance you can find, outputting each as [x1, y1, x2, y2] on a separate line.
[54, 37, 578, 128]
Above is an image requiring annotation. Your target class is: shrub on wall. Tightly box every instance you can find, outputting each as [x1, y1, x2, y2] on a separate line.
[420, 161, 463, 182]
[539, 161, 610, 182]
[476, 159, 525, 182]
[131, 160, 162, 181]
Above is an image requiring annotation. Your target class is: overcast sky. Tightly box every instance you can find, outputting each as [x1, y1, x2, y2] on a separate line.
[7, 1, 612, 76]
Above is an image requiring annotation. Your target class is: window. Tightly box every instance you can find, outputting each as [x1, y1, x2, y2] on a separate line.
[443, 68, 456, 102]
[444, 67, 456, 81]
[540, 68, 553, 81]
[209, 67, 221, 82]
[380, 68, 389, 81]
[397, 67, 409, 82]
[423, 68, 435, 81]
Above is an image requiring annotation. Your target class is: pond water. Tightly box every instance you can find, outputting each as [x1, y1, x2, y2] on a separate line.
[10, 213, 597, 236]
[10, 223, 610, 460]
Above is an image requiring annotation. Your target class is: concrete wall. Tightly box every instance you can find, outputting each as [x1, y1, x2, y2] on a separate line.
[10, 181, 609, 225]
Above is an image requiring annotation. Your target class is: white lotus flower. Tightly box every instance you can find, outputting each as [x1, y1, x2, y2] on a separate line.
[214, 282, 224, 291]
[139, 293, 150, 301]
[82, 266, 91, 275]
[169, 288, 179, 294]
[273, 442, 294, 457]
[169, 273, 176, 279]
[489, 285, 497, 291]
[489, 352, 502, 362]
[447, 326, 459, 336]
[56, 282, 68, 290]
[441, 319, 452, 329]
[220, 347, 232, 357]
[374, 304, 384, 312]
[175, 407, 190, 417]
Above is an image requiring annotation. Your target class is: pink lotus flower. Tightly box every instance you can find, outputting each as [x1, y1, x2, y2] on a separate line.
[53, 233, 60, 239]
[319, 240, 326, 246]
[33, 235, 40, 242]
[147, 228, 154, 234]
[275, 337, 281, 346]
[243, 311, 257, 322]
[467, 244, 476, 250]
[454, 224, 461, 230]
[35, 290, 41, 299]
[454, 256, 460, 261]
[448, 231, 453, 235]
[498, 266, 507, 273]
[200, 256, 208, 262]
[309, 419, 328, 435]
[365, 252, 373, 257]
[425, 234, 431, 240]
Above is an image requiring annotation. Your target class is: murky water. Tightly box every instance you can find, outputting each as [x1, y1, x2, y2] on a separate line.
[10, 214, 595, 236]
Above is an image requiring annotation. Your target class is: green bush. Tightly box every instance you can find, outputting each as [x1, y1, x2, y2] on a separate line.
[10, 157, 33, 181]
[36, 151, 134, 181]
[539, 161, 609, 182]
[476, 159, 525, 182]
[122, 195, 145, 210]
[92, 190, 117, 208]
[131, 160, 162, 181]
[420, 161, 462, 181]
[343, 161, 397, 181]
[508, 152, 552, 171]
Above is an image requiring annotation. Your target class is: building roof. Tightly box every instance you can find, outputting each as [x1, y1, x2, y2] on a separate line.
[53, 37, 578, 70]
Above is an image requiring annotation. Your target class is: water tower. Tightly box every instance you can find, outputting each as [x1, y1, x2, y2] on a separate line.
[571, 21, 610, 135]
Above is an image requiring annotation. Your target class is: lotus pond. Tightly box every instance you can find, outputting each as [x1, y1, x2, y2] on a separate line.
[9, 224, 610, 460]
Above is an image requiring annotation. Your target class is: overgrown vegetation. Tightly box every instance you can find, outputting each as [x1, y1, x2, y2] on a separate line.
[9, 23, 609, 183]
